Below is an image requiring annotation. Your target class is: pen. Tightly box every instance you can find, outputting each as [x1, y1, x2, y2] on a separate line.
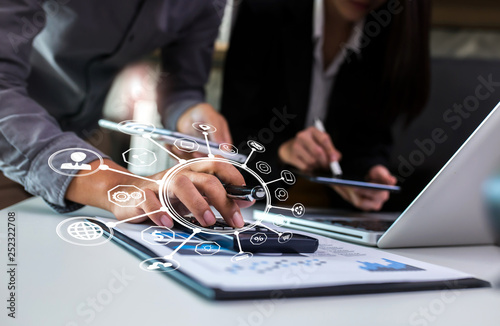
[314, 118, 343, 178]
[223, 184, 266, 201]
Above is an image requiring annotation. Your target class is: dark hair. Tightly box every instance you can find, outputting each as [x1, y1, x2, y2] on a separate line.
[379, 0, 431, 124]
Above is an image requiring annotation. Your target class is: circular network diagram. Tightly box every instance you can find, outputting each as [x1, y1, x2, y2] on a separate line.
[53, 120, 305, 271]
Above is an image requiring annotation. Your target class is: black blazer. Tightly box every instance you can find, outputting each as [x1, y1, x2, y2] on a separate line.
[221, 0, 396, 178]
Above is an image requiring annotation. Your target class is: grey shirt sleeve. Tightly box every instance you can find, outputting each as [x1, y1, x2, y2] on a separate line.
[158, 0, 224, 130]
[0, 1, 106, 212]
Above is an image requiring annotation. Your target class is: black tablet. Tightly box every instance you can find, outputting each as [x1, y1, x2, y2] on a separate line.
[296, 170, 401, 193]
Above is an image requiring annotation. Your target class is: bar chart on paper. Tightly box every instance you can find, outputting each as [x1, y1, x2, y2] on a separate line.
[357, 259, 425, 272]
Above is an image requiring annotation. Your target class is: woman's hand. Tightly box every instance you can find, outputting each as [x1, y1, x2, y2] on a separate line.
[66, 159, 252, 228]
[278, 126, 342, 171]
[332, 165, 397, 211]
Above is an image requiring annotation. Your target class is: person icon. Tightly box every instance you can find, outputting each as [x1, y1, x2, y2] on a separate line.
[60, 152, 92, 171]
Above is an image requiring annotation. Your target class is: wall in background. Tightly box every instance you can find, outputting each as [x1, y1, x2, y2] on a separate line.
[433, 0, 500, 29]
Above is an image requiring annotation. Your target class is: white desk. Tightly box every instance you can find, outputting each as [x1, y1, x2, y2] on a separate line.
[1, 197, 499, 326]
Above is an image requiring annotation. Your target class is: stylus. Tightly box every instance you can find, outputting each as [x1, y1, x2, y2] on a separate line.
[314, 118, 343, 177]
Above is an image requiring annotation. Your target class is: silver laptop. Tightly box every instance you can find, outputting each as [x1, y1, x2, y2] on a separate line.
[256, 101, 500, 248]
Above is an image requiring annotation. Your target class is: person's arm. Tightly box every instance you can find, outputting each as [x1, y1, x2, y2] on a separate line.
[278, 126, 342, 172]
[158, 1, 230, 143]
[276, 123, 396, 211]
[332, 164, 397, 211]
[66, 159, 249, 228]
[0, 0, 104, 212]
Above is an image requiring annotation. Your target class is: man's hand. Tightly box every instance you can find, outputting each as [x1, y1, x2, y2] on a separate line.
[278, 126, 341, 171]
[332, 165, 397, 211]
[66, 159, 251, 228]
[177, 103, 232, 144]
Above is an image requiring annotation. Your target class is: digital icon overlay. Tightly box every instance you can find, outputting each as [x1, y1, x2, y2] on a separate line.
[292, 203, 305, 217]
[174, 138, 200, 153]
[52, 119, 305, 267]
[140, 257, 180, 273]
[275, 188, 288, 201]
[67, 221, 103, 240]
[141, 226, 175, 246]
[278, 232, 293, 243]
[117, 120, 156, 136]
[219, 143, 238, 156]
[281, 170, 296, 185]
[56, 217, 113, 246]
[48, 148, 103, 177]
[195, 242, 221, 256]
[247, 140, 265, 153]
[250, 233, 267, 246]
[60, 152, 92, 171]
[108, 185, 146, 208]
[192, 122, 217, 134]
[272, 214, 287, 227]
[256, 161, 271, 174]
[123, 148, 157, 167]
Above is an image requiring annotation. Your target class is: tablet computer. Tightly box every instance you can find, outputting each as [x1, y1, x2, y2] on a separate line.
[294, 169, 401, 193]
[98, 119, 248, 163]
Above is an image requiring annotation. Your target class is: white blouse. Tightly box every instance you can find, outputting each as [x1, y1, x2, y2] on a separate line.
[305, 0, 365, 128]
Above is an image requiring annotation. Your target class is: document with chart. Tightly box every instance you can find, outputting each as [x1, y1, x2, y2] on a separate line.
[95, 218, 489, 300]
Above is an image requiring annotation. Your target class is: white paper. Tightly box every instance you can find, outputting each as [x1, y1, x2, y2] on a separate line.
[97, 217, 478, 293]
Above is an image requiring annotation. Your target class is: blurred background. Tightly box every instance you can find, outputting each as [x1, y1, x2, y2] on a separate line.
[98, 0, 500, 210]
[4, 0, 498, 209]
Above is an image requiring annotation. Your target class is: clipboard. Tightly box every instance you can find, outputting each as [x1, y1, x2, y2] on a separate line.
[90, 218, 489, 300]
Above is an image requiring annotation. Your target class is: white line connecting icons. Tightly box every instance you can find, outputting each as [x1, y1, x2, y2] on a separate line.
[52, 120, 306, 271]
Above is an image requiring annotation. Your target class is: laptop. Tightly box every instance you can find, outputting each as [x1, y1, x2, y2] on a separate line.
[255, 101, 500, 248]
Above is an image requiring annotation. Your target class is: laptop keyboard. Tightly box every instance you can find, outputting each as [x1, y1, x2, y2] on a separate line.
[312, 218, 394, 232]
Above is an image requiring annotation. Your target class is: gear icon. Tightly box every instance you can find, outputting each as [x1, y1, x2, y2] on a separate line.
[112, 191, 131, 202]
[130, 191, 143, 200]
[108, 185, 146, 208]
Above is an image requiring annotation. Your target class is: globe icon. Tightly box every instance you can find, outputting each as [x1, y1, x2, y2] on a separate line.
[67, 221, 103, 240]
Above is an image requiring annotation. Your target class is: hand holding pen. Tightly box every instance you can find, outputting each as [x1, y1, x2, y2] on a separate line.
[278, 119, 342, 174]
[314, 118, 343, 177]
